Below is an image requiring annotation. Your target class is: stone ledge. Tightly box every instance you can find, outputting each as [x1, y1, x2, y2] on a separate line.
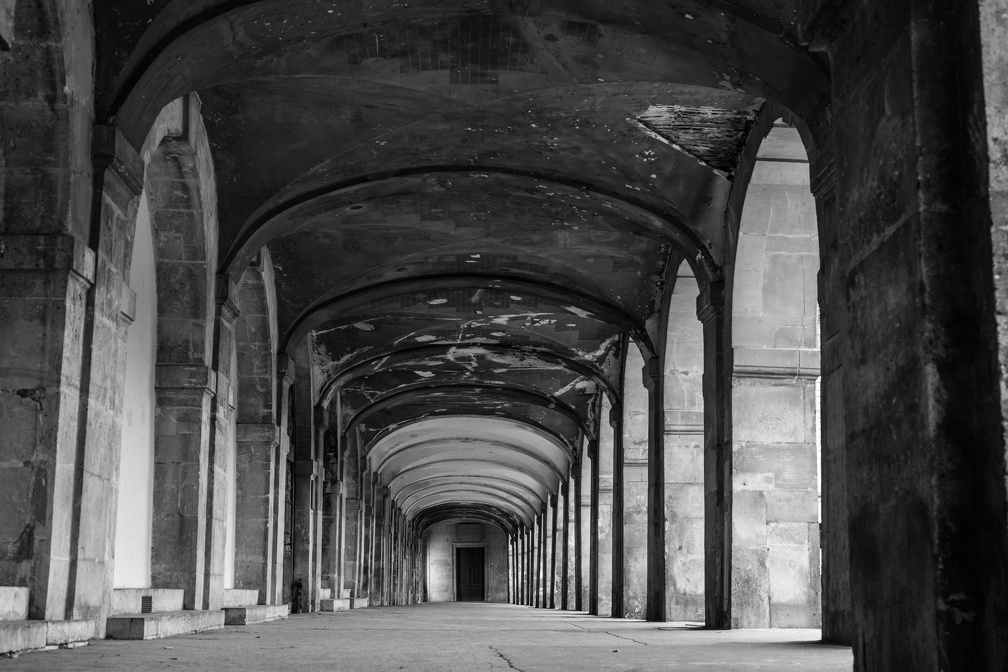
[350, 598, 369, 609]
[223, 604, 289, 626]
[0, 621, 46, 654]
[221, 589, 260, 608]
[46, 619, 95, 647]
[106, 610, 224, 640]
[319, 598, 350, 612]
[111, 588, 185, 615]
[0, 619, 93, 654]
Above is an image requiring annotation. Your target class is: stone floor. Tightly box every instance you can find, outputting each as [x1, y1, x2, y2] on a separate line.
[1, 603, 854, 671]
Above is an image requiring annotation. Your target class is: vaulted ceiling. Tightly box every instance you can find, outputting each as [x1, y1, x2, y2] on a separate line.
[102, 0, 828, 534]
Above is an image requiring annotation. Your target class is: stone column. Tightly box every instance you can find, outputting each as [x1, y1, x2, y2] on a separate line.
[535, 509, 544, 607]
[622, 348, 649, 619]
[369, 483, 383, 605]
[698, 281, 731, 629]
[574, 458, 585, 611]
[801, 1, 1008, 668]
[549, 494, 559, 609]
[65, 127, 143, 631]
[201, 283, 239, 611]
[562, 472, 572, 610]
[359, 476, 373, 600]
[813, 145, 850, 644]
[233, 422, 279, 605]
[270, 355, 294, 607]
[0, 231, 94, 621]
[643, 356, 666, 622]
[151, 365, 213, 610]
[528, 525, 535, 606]
[592, 405, 615, 617]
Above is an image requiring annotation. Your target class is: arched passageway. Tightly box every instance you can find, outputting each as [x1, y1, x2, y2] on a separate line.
[2, 2, 1008, 671]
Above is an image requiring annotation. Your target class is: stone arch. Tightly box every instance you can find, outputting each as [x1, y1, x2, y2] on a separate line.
[660, 260, 706, 622]
[123, 95, 221, 610]
[727, 116, 821, 629]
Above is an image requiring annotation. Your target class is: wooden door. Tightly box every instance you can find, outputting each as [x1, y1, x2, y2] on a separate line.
[455, 547, 485, 601]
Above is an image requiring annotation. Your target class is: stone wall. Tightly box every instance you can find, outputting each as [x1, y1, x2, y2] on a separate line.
[730, 124, 820, 628]
[424, 522, 508, 603]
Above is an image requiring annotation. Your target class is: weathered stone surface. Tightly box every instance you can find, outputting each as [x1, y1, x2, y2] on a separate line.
[0, 587, 29, 621]
[222, 603, 288, 625]
[0, 621, 46, 654]
[110, 588, 184, 615]
[105, 609, 224, 640]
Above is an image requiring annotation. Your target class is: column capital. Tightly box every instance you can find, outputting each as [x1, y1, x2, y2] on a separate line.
[93, 124, 144, 196]
[215, 273, 240, 324]
[641, 356, 661, 391]
[696, 280, 726, 324]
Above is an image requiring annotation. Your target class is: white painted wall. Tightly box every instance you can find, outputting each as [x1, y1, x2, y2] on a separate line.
[114, 192, 157, 589]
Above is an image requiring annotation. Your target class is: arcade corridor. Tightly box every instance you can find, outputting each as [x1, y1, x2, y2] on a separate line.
[1, 0, 1007, 671]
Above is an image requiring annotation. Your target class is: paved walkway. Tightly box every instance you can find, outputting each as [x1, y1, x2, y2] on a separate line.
[2, 603, 853, 671]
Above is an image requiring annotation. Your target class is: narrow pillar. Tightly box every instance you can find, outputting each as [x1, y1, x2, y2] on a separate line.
[574, 459, 585, 611]
[201, 283, 239, 611]
[151, 365, 213, 610]
[562, 473, 572, 610]
[547, 493, 558, 609]
[612, 399, 627, 618]
[643, 356, 666, 622]
[0, 231, 94, 621]
[70, 128, 144, 629]
[234, 422, 280, 604]
[589, 421, 603, 614]
[698, 281, 731, 628]
[536, 509, 545, 607]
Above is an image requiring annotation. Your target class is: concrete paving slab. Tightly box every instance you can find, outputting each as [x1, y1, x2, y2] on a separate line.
[3, 602, 852, 671]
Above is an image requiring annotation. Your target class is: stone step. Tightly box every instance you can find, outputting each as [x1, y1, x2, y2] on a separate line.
[350, 597, 369, 609]
[0, 619, 94, 654]
[111, 588, 185, 615]
[341, 588, 351, 599]
[223, 603, 289, 626]
[221, 588, 260, 608]
[319, 588, 332, 600]
[106, 610, 224, 640]
[319, 598, 350, 612]
[0, 587, 29, 621]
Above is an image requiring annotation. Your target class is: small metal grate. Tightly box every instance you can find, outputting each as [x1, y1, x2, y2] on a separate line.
[140, 595, 153, 614]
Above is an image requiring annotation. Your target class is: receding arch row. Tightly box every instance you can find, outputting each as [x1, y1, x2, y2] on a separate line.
[227, 169, 714, 283]
[344, 381, 595, 444]
[367, 416, 575, 529]
[362, 411, 581, 462]
[369, 417, 572, 485]
[286, 274, 654, 358]
[319, 343, 620, 411]
[414, 505, 522, 539]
